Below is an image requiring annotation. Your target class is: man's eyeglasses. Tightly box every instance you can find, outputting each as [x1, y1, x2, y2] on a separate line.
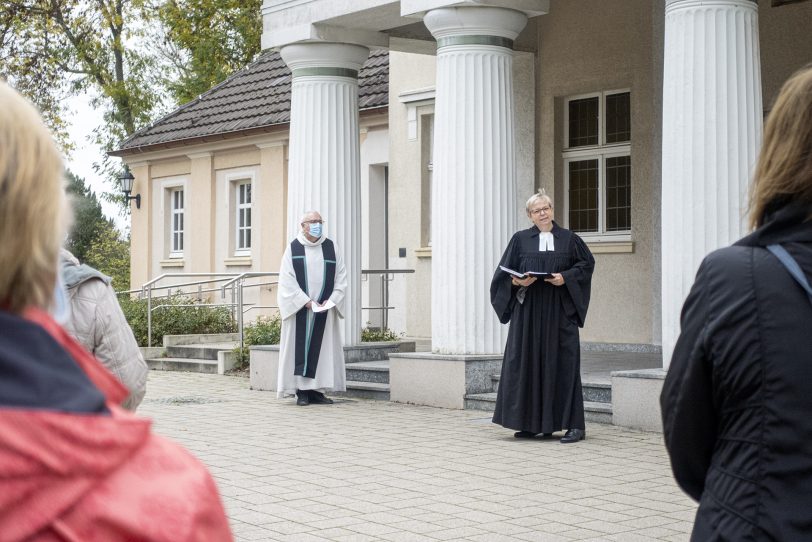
[303, 220, 325, 225]
[530, 206, 552, 215]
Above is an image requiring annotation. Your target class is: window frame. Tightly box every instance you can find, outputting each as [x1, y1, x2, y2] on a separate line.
[225, 171, 255, 258]
[563, 89, 631, 242]
[234, 179, 252, 257]
[169, 187, 185, 258]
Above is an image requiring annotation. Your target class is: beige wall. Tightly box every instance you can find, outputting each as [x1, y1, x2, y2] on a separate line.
[537, 0, 662, 345]
[759, 0, 812, 108]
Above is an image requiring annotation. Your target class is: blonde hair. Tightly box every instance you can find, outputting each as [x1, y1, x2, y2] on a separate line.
[526, 189, 553, 214]
[0, 82, 66, 313]
[749, 64, 812, 229]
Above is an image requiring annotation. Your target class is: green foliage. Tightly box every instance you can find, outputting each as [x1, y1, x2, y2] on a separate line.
[119, 293, 237, 347]
[0, 0, 160, 153]
[361, 325, 402, 343]
[84, 227, 131, 291]
[65, 170, 115, 263]
[157, 0, 262, 104]
[233, 314, 281, 369]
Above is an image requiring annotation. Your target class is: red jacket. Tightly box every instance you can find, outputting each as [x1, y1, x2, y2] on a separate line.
[0, 309, 233, 542]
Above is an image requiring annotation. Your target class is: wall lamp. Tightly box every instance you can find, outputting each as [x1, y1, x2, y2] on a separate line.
[119, 167, 141, 209]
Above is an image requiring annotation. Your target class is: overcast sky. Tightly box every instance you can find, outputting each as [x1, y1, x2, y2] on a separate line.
[65, 92, 129, 232]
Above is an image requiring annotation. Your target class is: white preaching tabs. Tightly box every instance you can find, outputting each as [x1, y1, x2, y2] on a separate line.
[539, 231, 554, 251]
[312, 300, 336, 313]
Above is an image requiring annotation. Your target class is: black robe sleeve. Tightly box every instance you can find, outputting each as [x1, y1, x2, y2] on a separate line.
[660, 259, 717, 502]
[490, 234, 521, 324]
[559, 234, 595, 327]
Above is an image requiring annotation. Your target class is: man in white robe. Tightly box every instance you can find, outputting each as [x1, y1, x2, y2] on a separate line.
[277, 211, 347, 405]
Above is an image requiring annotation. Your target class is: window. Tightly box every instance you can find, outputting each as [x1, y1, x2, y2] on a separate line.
[422, 113, 434, 247]
[169, 188, 184, 257]
[235, 181, 252, 255]
[564, 90, 631, 238]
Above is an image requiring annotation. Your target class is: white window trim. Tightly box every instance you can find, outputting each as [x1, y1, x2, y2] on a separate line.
[226, 171, 255, 257]
[169, 188, 185, 258]
[563, 89, 631, 241]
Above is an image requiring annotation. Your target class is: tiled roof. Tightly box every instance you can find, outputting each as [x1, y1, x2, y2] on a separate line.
[116, 48, 389, 152]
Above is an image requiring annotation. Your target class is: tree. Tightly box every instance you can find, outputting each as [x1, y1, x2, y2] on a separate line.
[85, 227, 131, 292]
[156, 0, 261, 104]
[65, 170, 114, 263]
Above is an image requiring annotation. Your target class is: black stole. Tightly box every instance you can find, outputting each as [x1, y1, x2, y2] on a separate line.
[291, 238, 337, 378]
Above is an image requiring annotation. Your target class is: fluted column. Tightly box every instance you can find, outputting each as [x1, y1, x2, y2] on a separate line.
[280, 42, 369, 346]
[661, 0, 762, 366]
[425, 7, 527, 354]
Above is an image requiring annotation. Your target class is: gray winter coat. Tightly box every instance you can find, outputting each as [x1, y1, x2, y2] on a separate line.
[60, 250, 147, 410]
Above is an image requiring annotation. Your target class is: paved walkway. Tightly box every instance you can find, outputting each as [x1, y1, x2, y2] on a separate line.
[139, 372, 696, 542]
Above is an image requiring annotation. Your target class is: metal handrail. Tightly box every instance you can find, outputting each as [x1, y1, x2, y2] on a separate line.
[131, 269, 415, 349]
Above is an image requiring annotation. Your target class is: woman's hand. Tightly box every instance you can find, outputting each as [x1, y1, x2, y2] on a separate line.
[511, 276, 537, 288]
[544, 273, 565, 286]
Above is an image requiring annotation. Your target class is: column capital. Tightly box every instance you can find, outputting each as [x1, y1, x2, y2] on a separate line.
[424, 6, 528, 44]
[402, 0, 548, 19]
[280, 42, 369, 79]
[665, 0, 757, 12]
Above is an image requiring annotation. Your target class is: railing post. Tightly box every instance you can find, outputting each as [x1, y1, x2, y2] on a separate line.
[384, 272, 390, 331]
[238, 277, 245, 354]
[147, 284, 153, 348]
[379, 272, 386, 331]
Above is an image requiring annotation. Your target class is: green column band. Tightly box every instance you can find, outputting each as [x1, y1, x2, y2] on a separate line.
[436, 35, 514, 50]
[291, 67, 358, 79]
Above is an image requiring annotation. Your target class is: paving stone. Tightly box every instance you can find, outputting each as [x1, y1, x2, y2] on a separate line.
[138, 372, 698, 541]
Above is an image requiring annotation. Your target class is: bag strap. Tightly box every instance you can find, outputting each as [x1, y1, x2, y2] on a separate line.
[767, 244, 812, 308]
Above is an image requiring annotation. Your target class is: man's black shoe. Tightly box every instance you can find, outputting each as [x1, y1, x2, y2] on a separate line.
[560, 428, 585, 443]
[309, 390, 334, 404]
[296, 390, 310, 406]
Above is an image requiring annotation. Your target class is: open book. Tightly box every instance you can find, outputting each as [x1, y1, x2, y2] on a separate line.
[499, 265, 554, 280]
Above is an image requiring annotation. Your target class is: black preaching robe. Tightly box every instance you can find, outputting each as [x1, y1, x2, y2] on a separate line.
[490, 221, 595, 434]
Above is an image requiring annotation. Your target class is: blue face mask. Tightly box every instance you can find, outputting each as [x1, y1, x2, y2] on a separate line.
[309, 222, 322, 238]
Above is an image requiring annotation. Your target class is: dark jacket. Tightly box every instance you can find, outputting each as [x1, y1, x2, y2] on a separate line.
[661, 203, 812, 541]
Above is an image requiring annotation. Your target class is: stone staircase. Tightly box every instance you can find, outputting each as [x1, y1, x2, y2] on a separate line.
[463, 374, 613, 424]
[144, 334, 239, 375]
[341, 360, 390, 400]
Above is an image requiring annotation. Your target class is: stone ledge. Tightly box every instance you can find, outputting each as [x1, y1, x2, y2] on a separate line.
[389, 352, 502, 409]
[612, 368, 666, 432]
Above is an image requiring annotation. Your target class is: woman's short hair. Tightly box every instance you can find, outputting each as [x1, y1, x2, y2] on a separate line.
[526, 189, 553, 214]
[749, 64, 812, 229]
[0, 82, 66, 313]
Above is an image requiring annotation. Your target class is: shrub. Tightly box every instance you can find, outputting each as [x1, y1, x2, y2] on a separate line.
[361, 324, 402, 342]
[233, 315, 282, 369]
[120, 293, 236, 347]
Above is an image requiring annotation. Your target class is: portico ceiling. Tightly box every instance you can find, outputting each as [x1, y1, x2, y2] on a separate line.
[261, 0, 545, 52]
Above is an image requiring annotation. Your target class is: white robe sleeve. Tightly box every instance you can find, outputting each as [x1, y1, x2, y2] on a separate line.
[278, 245, 312, 320]
[328, 242, 348, 319]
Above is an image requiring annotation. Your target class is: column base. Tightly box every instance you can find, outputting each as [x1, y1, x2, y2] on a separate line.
[389, 352, 502, 409]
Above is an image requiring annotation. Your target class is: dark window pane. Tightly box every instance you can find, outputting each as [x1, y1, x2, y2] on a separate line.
[606, 92, 631, 143]
[568, 97, 599, 147]
[246, 229, 251, 249]
[246, 209, 251, 227]
[246, 184, 252, 203]
[568, 159, 599, 233]
[606, 155, 631, 231]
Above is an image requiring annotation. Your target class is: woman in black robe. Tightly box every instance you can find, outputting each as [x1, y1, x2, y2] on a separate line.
[490, 192, 595, 443]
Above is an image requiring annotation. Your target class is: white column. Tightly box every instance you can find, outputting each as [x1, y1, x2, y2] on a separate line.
[281, 42, 369, 346]
[425, 7, 527, 354]
[661, 0, 762, 366]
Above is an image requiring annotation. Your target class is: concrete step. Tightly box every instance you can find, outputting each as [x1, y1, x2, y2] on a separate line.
[463, 392, 613, 424]
[165, 342, 236, 361]
[147, 357, 220, 374]
[335, 381, 390, 401]
[490, 374, 612, 404]
[345, 361, 390, 384]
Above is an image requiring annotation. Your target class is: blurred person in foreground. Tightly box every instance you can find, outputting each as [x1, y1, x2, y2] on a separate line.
[661, 64, 812, 540]
[0, 81, 233, 542]
[60, 249, 148, 410]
